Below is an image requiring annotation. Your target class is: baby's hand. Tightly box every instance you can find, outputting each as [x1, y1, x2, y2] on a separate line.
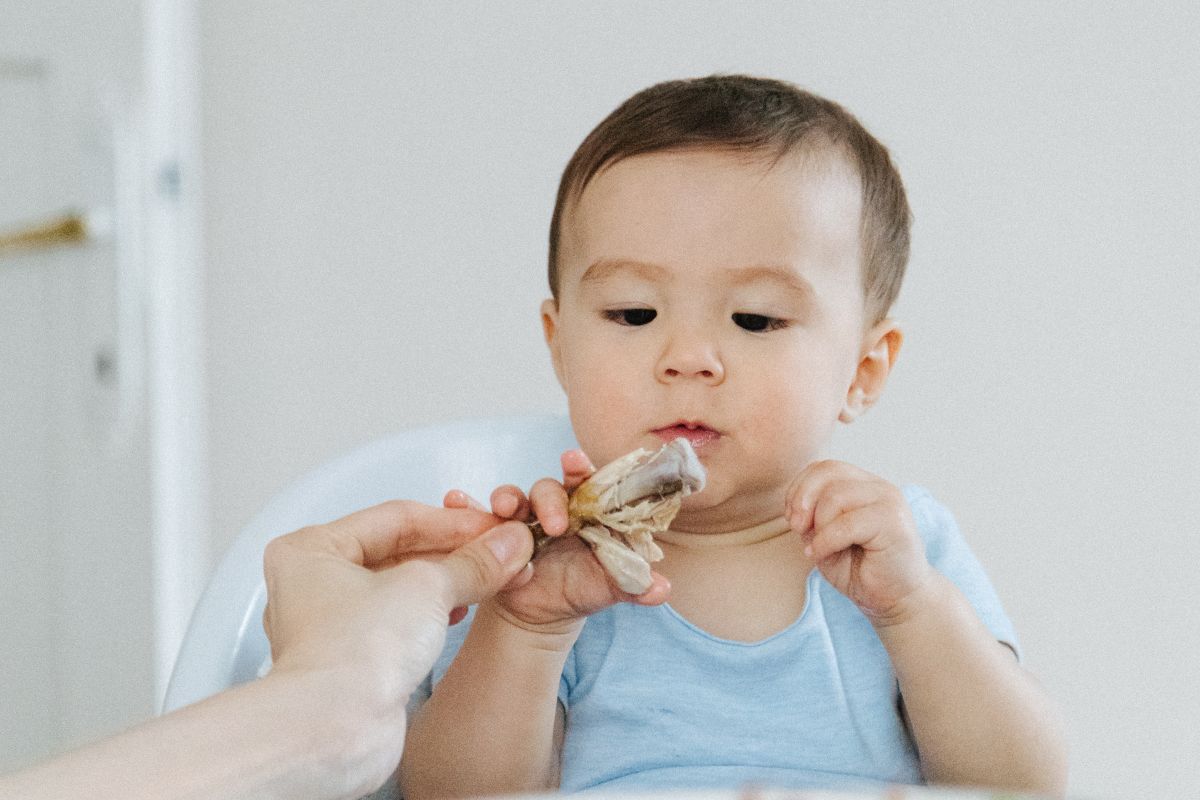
[785, 461, 936, 626]
[442, 450, 670, 634]
[486, 448, 596, 538]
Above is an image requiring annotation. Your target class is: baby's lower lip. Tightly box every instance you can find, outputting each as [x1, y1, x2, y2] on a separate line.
[652, 426, 721, 448]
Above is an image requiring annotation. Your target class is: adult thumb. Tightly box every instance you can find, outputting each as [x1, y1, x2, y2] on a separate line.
[439, 520, 534, 608]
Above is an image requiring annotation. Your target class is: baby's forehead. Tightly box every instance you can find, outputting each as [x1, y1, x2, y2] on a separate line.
[579, 144, 857, 204]
[559, 148, 864, 284]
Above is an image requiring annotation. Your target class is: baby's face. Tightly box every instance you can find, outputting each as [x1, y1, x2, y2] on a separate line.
[543, 149, 872, 532]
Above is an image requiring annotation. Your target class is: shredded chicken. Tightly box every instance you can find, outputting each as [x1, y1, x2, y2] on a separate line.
[531, 438, 706, 593]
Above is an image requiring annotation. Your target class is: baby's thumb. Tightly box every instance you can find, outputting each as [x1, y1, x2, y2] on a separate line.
[439, 520, 534, 608]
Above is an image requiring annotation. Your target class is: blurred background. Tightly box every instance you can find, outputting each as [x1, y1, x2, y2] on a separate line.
[1, 2, 1197, 797]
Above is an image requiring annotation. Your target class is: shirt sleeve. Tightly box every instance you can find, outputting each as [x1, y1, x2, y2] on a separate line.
[903, 485, 1021, 659]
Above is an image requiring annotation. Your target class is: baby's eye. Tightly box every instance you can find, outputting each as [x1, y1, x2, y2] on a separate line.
[732, 313, 789, 332]
[603, 308, 657, 326]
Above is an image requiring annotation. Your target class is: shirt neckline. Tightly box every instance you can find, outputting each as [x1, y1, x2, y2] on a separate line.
[656, 567, 821, 648]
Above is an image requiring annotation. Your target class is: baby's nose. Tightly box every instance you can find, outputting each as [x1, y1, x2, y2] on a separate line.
[656, 333, 724, 384]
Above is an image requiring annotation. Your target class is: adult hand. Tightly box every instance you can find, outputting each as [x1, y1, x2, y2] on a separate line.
[263, 500, 536, 711]
[0, 500, 534, 800]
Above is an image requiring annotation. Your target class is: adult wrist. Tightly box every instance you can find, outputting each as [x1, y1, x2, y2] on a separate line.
[261, 666, 407, 799]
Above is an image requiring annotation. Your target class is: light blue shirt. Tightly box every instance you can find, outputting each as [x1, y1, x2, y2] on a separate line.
[422, 486, 1018, 793]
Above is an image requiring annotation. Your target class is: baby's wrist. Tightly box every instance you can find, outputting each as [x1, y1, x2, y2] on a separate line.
[479, 598, 584, 653]
[867, 567, 947, 632]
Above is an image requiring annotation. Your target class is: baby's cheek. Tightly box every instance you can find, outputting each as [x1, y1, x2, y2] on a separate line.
[748, 391, 831, 464]
[566, 389, 637, 463]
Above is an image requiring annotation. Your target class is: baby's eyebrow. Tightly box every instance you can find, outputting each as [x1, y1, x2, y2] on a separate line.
[579, 258, 668, 285]
[578, 258, 815, 304]
[726, 265, 815, 303]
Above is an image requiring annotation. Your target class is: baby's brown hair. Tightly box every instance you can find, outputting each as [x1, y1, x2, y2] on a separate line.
[548, 75, 911, 323]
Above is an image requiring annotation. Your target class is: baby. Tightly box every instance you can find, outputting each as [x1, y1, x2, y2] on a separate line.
[400, 75, 1066, 797]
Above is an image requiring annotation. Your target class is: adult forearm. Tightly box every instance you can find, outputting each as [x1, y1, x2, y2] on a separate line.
[0, 667, 402, 800]
[874, 574, 1068, 796]
[400, 601, 578, 799]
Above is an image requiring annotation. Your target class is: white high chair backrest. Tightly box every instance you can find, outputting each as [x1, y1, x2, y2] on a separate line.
[162, 413, 576, 713]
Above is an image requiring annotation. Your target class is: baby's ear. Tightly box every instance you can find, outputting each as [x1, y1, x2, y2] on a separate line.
[541, 298, 567, 389]
[839, 319, 902, 423]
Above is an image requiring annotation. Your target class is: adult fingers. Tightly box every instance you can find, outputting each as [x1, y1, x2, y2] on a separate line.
[437, 520, 536, 608]
[283, 500, 500, 567]
[441, 489, 496, 623]
[443, 489, 487, 512]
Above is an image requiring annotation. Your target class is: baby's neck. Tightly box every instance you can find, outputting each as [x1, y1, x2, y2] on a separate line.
[654, 513, 810, 643]
[657, 515, 792, 550]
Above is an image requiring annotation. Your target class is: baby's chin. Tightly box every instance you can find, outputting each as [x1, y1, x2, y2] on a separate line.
[677, 477, 788, 518]
[674, 490, 754, 529]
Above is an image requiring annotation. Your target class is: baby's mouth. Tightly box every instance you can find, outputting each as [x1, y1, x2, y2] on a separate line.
[651, 421, 721, 448]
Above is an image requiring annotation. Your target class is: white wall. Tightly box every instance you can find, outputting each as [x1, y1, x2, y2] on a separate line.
[199, 3, 1200, 797]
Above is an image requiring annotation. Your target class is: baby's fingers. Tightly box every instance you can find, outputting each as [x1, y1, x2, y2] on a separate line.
[630, 571, 672, 607]
[786, 460, 876, 534]
[529, 477, 570, 536]
[489, 484, 531, 521]
[491, 450, 593, 538]
[560, 449, 596, 491]
[804, 505, 883, 562]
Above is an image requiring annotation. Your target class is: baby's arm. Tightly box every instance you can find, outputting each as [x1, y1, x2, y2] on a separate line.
[399, 600, 577, 799]
[788, 461, 1068, 796]
[402, 451, 671, 798]
[873, 573, 1067, 794]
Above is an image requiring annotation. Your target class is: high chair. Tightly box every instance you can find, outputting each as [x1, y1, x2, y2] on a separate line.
[163, 413, 576, 714]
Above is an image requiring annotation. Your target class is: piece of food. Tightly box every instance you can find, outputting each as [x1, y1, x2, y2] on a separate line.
[531, 438, 706, 593]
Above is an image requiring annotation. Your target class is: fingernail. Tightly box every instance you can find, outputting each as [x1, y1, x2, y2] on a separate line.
[497, 494, 516, 516]
[485, 525, 520, 564]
